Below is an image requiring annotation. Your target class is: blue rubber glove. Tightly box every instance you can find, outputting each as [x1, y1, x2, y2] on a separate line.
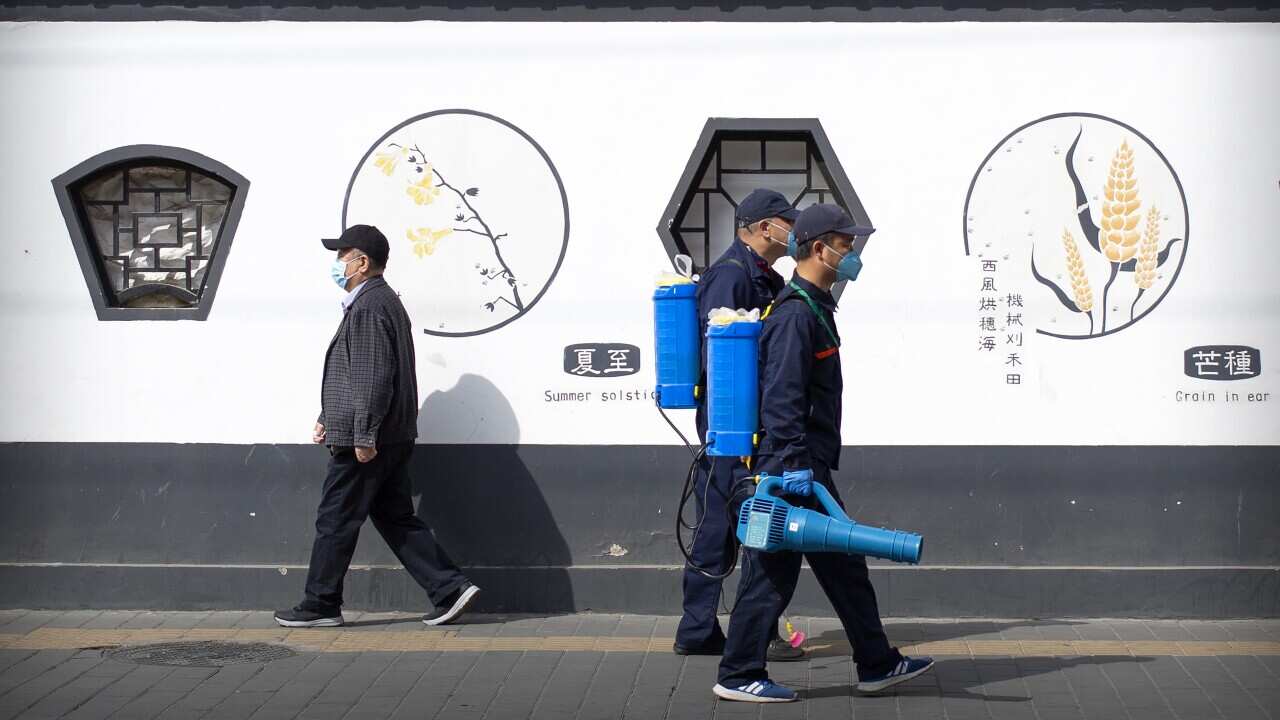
[781, 468, 813, 497]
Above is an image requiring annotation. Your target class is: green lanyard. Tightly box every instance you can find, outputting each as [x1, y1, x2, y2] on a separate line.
[787, 282, 840, 349]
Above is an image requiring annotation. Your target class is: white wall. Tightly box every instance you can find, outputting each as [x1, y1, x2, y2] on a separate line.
[0, 21, 1277, 445]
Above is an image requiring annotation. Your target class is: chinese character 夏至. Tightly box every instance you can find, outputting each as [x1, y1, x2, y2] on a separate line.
[604, 348, 635, 374]
[570, 348, 600, 376]
[1192, 350, 1221, 377]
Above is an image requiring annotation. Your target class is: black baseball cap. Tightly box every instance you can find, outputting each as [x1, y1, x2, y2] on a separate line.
[322, 224, 389, 267]
[792, 204, 875, 244]
[735, 188, 800, 226]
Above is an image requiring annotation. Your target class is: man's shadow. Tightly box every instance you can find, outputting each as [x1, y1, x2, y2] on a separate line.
[801, 655, 1156, 703]
[410, 373, 573, 613]
[799, 622, 1153, 703]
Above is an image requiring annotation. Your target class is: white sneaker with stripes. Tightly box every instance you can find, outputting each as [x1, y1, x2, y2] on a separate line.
[712, 679, 798, 703]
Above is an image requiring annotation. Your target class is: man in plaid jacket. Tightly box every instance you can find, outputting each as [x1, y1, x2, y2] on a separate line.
[275, 225, 480, 628]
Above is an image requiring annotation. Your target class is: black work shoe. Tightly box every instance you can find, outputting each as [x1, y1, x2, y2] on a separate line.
[767, 637, 805, 661]
[673, 636, 726, 656]
[274, 605, 343, 628]
[423, 583, 480, 626]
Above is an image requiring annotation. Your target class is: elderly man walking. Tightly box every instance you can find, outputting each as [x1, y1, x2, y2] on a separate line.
[275, 224, 479, 628]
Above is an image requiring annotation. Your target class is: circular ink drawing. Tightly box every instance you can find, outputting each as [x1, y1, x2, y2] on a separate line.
[343, 110, 569, 337]
[963, 113, 1188, 340]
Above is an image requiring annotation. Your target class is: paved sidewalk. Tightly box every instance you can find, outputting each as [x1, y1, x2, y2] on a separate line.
[0, 611, 1277, 719]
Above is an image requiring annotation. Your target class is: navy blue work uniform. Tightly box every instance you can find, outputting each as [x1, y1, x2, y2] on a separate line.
[717, 275, 902, 687]
[674, 239, 783, 651]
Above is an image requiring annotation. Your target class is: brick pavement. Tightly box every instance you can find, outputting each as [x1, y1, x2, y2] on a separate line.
[0, 611, 1276, 719]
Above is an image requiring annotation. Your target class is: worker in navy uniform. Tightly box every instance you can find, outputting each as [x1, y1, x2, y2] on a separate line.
[675, 188, 802, 662]
[713, 204, 934, 703]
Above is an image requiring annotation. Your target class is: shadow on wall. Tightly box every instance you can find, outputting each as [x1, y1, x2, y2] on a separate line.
[411, 373, 573, 612]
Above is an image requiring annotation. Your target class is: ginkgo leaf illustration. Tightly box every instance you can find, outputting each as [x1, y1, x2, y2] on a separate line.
[373, 147, 406, 176]
[407, 227, 453, 258]
[406, 172, 441, 205]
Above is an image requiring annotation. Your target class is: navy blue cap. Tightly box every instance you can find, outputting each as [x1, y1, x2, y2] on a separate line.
[735, 188, 800, 226]
[792, 204, 875, 244]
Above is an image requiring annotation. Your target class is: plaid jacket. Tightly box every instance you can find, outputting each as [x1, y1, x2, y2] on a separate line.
[318, 276, 418, 448]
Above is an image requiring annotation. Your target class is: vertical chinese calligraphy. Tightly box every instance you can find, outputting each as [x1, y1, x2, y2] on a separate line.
[976, 260, 1027, 386]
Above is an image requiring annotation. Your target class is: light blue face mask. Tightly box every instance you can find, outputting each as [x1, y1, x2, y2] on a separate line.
[330, 255, 360, 290]
[821, 244, 864, 282]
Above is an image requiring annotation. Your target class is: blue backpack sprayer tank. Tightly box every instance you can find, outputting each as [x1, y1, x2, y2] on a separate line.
[704, 312, 761, 458]
[652, 259, 699, 411]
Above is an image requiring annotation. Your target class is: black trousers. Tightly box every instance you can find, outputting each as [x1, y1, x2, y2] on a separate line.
[303, 442, 467, 614]
[675, 455, 743, 649]
[718, 464, 900, 687]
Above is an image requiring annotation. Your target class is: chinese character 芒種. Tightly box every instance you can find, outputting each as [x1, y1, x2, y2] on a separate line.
[1192, 350, 1221, 377]
[1224, 350, 1255, 377]
[979, 297, 998, 312]
[604, 348, 634, 374]
[570, 348, 600, 375]
[1005, 293, 1023, 308]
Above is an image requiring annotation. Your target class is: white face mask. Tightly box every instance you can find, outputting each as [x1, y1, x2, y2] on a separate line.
[761, 221, 792, 251]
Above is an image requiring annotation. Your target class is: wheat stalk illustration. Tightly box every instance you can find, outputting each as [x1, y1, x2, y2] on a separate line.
[1062, 227, 1095, 334]
[1131, 206, 1160, 320]
[1099, 141, 1141, 264]
[1040, 127, 1186, 338]
[1096, 141, 1141, 332]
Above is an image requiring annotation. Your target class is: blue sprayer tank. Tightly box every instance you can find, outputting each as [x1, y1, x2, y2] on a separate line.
[737, 476, 924, 564]
[652, 282, 699, 409]
[705, 318, 761, 457]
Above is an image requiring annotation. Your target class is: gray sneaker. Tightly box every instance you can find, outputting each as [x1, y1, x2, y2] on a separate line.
[274, 605, 343, 628]
[767, 637, 804, 661]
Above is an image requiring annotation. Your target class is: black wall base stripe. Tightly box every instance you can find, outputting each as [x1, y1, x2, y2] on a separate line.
[0, 565, 1275, 618]
[1, 443, 1276, 617]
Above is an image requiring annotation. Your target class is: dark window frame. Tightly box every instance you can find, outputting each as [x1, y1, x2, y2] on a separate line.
[656, 118, 871, 297]
[52, 145, 249, 321]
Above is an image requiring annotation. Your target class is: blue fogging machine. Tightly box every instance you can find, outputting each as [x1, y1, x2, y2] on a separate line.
[737, 475, 924, 563]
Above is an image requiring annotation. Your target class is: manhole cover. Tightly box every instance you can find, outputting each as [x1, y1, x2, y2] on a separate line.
[106, 641, 297, 667]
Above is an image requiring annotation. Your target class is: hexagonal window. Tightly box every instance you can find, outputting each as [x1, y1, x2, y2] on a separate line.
[52, 145, 249, 321]
[656, 118, 872, 277]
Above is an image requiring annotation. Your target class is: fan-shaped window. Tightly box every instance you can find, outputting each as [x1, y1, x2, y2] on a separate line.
[53, 145, 248, 321]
